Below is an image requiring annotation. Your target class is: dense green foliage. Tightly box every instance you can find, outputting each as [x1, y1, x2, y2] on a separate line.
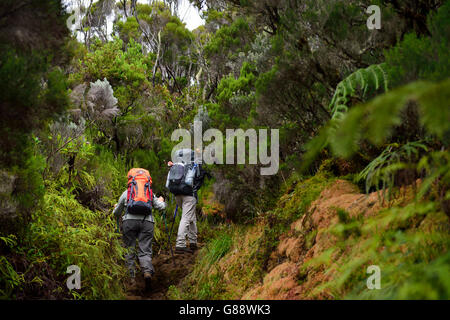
[307, 200, 449, 299]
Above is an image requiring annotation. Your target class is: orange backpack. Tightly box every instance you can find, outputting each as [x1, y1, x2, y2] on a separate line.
[127, 168, 153, 217]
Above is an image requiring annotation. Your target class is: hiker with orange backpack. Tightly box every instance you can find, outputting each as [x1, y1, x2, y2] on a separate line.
[113, 168, 166, 289]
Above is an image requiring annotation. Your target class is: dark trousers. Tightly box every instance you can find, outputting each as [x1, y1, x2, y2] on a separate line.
[122, 219, 154, 277]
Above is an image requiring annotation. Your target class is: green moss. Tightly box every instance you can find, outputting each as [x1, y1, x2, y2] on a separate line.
[275, 171, 334, 222]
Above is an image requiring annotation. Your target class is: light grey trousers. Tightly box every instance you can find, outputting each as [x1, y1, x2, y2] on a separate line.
[175, 195, 198, 248]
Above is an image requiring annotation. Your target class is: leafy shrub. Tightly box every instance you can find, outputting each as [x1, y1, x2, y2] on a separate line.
[384, 1, 450, 86]
[25, 185, 127, 299]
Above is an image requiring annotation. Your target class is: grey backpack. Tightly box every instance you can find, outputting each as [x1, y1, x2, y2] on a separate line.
[166, 149, 198, 195]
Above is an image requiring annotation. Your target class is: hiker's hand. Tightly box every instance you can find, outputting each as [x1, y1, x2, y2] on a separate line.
[114, 204, 117, 209]
[168, 161, 173, 167]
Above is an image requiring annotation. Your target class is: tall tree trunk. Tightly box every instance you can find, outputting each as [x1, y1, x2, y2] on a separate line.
[152, 30, 162, 87]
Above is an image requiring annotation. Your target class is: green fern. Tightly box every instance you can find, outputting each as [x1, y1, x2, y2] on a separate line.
[26, 185, 127, 299]
[303, 78, 450, 185]
[356, 141, 428, 199]
[0, 256, 24, 298]
[329, 63, 389, 121]
[329, 79, 450, 158]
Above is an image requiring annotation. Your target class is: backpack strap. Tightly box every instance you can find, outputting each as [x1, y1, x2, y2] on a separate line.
[126, 176, 133, 202]
[141, 176, 152, 222]
[144, 182, 153, 204]
[127, 176, 137, 202]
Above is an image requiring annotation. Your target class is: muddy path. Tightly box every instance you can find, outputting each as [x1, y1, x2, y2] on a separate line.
[125, 250, 199, 300]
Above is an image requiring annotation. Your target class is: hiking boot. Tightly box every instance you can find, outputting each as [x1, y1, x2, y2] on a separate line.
[189, 243, 198, 251]
[144, 272, 152, 291]
[175, 246, 193, 254]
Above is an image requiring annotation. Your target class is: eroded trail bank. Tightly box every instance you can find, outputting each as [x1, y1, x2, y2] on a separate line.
[167, 176, 449, 300]
[244, 180, 448, 299]
[126, 251, 199, 300]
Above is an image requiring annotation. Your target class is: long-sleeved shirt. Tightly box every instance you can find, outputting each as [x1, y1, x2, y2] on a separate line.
[113, 190, 166, 223]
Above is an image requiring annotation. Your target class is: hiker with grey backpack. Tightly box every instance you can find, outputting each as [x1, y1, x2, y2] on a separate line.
[166, 149, 210, 254]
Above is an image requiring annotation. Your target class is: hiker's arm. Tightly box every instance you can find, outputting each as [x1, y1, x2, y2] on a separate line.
[153, 195, 167, 211]
[113, 191, 127, 218]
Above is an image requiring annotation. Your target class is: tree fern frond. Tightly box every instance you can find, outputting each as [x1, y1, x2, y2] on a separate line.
[356, 141, 429, 200]
[360, 68, 369, 98]
[329, 63, 389, 121]
[303, 78, 450, 172]
[372, 67, 380, 91]
[333, 79, 450, 157]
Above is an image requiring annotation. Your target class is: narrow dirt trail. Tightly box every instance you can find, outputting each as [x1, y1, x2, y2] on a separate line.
[125, 250, 199, 300]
